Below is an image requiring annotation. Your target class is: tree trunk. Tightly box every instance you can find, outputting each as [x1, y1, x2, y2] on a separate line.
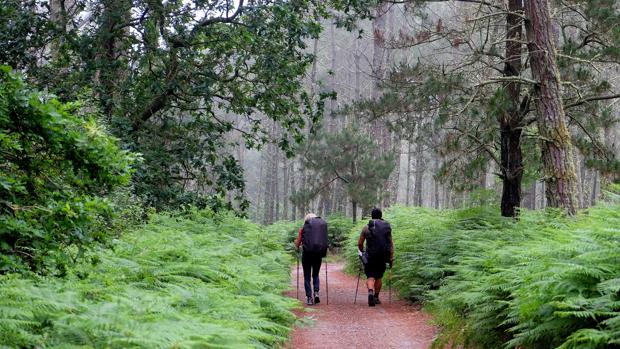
[388, 136, 401, 205]
[353, 37, 361, 125]
[405, 140, 413, 205]
[352, 200, 358, 223]
[500, 126, 523, 216]
[499, 0, 524, 217]
[256, 154, 264, 221]
[282, 158, 288, 219]
[571, 149, 582, 208]
[262, 149, 272, 224]
[273, 150, 280, 222]
[50, 0, 74, 59]
[414, 134, 425, 206]
[290, 161, 296, 220]
[524, 0, 578, 214]
[479, 163, 488, 190]
[591, 170, 600, 206]
[371, 2, 387, 103]
[97, 0, 132, 122]
[539, 180, 546, 209]
[433, 157, 440, 209]
[299, 162, 307, 218]
[523, 180, 537, 209]
[328, 23, 337, 128]
[580, 156, 587, 207]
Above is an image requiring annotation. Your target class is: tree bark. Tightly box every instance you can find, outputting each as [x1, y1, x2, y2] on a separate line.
[290, 161, 296, 220]
[371, 2, 387, 104]
[49, 0, 74, 59]
[524, 0, 578, 214]
[256, 153, 264, 222]
[591, 170, 600, 206]
[388, 136, 401, 205]
[273, 149, 279, 222]
[499, 0, 525, 217]
[523, 180, 537, 209]
[97, 0, 132, 122]
[262, 149, 272, 224]
[433, 157, 440, 209]
[328, 23, 337, 129]
[405, 140, 413, 205]
[414, 134, 425, 206]
[282, 157, 289, 218]
[299, 162, 307, 218]
[579, 156, 587, 207]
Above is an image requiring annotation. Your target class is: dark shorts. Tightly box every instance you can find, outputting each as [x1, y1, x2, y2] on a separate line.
[364, 257, 387, 279]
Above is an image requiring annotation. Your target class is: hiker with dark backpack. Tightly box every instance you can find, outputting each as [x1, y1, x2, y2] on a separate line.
[357, 208, 393, 307]
[294, 213, 328, 305]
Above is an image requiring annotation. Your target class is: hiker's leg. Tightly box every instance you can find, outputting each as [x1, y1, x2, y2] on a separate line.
[375, 278, 382, 296]
[365, 262, 378, 306]
[366, 277, 375, 292]
[374, 262, 387, 297]
[301, 254, 312, 297]
[311, 255, 321, 292]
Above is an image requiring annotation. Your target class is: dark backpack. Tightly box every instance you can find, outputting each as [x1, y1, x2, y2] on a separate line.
[366, 219, 392, 262]
[302, 217, 328, 257]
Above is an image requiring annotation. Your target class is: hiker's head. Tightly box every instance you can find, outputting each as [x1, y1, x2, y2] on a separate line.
[304, 213, 317, 222]
[371, 208, 382, 219]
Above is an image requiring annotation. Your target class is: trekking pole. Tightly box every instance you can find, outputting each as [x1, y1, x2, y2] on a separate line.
[325, 260, 329, 305]
[296, 252, 300, 300]
[388, 266, 392, 304]
[354, 268, 361, 304]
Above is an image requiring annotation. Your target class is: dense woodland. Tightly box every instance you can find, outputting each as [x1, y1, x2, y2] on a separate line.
[247, 0, 620, 223]
[1, 0, 620, 348]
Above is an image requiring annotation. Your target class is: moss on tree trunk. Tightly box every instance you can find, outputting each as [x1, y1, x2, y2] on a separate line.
[524, 0, 578, 214]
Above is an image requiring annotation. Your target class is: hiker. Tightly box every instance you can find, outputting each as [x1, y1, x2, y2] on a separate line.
[358, 207, 393, 307]
[295, 213, 328, 305]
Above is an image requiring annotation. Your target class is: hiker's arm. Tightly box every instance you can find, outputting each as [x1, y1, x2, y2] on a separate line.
[357, 229, 365, 252]
[294, 228, 302, 250]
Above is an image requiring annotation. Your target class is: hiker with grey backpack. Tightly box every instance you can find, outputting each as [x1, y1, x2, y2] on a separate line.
[357, 208, 394, 307]
[294, 213, 329, 306]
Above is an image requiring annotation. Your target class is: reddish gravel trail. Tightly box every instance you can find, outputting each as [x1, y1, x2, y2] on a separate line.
[286, 262, 436, 349]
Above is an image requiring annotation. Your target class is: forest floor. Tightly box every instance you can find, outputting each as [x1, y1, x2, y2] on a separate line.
[286, 262, 436, 349]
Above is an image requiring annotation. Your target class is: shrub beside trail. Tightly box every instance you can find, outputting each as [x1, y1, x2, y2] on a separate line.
[0, 210, 296, 348]
[345, 202, 620, 349]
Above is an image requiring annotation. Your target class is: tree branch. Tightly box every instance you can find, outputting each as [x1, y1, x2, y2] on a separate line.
[191, 0, 245, 35]
[132, 50, 179, 131]
[385, 0, 503, 10]
[474, 76, 538, 87]
[564, 93, 620, 109]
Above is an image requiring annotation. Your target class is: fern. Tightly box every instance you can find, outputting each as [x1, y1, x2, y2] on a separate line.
[0, 211, 298, 348]
[344, 203, 620, 349]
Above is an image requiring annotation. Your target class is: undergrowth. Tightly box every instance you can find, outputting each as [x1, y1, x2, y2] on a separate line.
[345, 200, 620, 349]
[0, 210, 296, 348]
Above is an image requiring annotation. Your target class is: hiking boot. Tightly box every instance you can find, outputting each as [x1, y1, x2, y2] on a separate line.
[314, 291, 320, 304]
[368, 293, 375, 307]
[374, 296, 381, 305]
[306, 296, 313, 305]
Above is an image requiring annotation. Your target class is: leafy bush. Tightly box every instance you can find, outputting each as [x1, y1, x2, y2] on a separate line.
[265, 219, 302, 257]
[325, 214, 355, 252]
[0, 67, 136, 273]
[344, 204, 620, 348]
[0, 210, 297, 348]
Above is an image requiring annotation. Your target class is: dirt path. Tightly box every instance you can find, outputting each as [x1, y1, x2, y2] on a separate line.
[286, 262, 436, 349]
